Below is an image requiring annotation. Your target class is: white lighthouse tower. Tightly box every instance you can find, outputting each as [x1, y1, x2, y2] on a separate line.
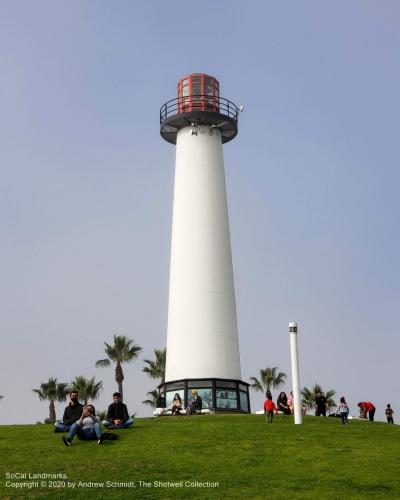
[160, 74, 249, 412]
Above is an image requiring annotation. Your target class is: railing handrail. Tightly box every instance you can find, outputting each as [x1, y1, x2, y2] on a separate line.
[160, 95, 239, 124]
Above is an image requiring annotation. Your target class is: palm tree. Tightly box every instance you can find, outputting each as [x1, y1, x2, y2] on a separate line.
[95, 334, 142, 401]
[69, 376, 103, 405]
[301, 384, 336, 412]
[142, 348, 166, 384]
[250, 367, 287, 394]
[32, 377, 68, 423]
[142, 389, 159, 408]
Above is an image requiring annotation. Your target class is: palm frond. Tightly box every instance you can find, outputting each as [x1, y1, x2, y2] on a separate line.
[249, 377, 263, 392]
[95, 359, 111, 368]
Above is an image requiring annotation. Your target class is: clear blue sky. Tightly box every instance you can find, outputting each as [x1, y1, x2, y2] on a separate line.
[1, 1, 399, 424]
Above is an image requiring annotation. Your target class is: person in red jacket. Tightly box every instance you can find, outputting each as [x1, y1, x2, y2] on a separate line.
[358, 401, 376, 421]
[264, 393, 278, 424]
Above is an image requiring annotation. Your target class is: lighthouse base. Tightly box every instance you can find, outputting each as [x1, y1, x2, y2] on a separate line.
[158, 378, 250, 414]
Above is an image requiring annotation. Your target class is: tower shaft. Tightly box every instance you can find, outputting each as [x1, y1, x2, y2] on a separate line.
[165, 125, 241, 382]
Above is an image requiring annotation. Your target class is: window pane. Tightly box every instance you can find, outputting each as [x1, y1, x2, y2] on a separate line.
[188, 380, 212, 388]
[165, 381, 185, 391]
[216, 381, 236, 389]
[216, 390, 238, 409]
[188, 388, 213, 408]
[240, 391, 249, 412]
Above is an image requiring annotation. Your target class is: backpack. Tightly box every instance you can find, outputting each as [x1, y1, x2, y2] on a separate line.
[102, 432, 119, 441]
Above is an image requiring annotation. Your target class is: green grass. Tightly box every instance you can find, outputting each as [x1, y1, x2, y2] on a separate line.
[0, 415, 399, 499]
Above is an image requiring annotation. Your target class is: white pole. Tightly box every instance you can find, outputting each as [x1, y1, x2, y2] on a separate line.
[289, 322, 302, 424]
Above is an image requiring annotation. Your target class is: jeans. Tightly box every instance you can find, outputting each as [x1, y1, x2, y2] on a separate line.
[54, 421, 72, 432]
[340, 412, 349, 425]
[67, 422, 101, 441]
[368, 409, 375, 421]
[102, 418, 133, 429]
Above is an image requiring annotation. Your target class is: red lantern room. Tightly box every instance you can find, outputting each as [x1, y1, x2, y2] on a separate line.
[160, 73, 240, 145]
[177, 73, 220, 113]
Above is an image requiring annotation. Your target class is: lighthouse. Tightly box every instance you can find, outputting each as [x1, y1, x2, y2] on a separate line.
[159, 74, 250, 413]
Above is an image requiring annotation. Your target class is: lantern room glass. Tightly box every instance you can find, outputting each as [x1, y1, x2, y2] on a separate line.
[177, 73, 219, 113]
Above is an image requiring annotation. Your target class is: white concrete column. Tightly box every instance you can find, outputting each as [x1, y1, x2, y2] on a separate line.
[165, 125, 241, 382]
[289, 322, 302, 424]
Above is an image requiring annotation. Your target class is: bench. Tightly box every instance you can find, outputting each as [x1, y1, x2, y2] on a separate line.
[153, 408, 215, 417]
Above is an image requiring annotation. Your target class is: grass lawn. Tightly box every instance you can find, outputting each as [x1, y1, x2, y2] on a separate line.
[0, 415, 399, 499]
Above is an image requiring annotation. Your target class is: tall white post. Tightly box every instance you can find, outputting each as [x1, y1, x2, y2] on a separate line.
[289, 322, 302, 424]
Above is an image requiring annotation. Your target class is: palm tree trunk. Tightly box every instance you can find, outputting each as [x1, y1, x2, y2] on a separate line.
[115, 362, 124, 401]
[49, 400, 56, 423]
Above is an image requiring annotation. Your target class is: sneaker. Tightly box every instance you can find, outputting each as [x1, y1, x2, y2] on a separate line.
[98, 433, 105, 445]
[62, 437, 71, 447]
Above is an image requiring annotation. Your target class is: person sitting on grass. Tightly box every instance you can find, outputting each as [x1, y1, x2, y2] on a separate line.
[287, 391, 294, 414]
[102, 392, 134, 429]
[154, 391, 167, 416]
[187, 390, 202, 415]
[62, 404, 105, 446]
[54, 391, 83, 433]
[264, 394, 278, 424]
[277, 391, 291, 415]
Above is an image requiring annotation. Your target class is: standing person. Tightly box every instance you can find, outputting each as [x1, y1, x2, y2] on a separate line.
[62, 405, 104, 446]
[171, 393, 182, 416]
[54, 391, 83, 433]
[315, 391, 328, 417]
[358, 401, 376, 422]
[102, 392, 134, 429]
[385, 404, 394, 424]
[277, 392, 291, 415]
[264, 394, 278, 424]
[337, 397, 349, 425]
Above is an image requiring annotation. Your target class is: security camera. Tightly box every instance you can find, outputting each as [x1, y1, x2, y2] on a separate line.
[239, 105, 244, 112]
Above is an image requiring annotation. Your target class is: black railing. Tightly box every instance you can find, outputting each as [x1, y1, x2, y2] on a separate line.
[160, 95, 239, 124]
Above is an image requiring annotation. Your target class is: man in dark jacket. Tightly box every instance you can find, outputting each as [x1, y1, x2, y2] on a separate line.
[102, 392, 134, 429]
[54, 391, 83, 432]
[187, 390, 203, 415]
[315, 392, 328, 417]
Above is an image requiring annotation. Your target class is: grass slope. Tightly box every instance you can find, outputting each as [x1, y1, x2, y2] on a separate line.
[0, 415, 399, 499]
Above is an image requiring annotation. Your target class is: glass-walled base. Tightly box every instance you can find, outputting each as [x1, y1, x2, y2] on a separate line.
[158, 378, 250, 413]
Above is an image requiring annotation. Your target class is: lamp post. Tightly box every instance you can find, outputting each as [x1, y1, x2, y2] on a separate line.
[289, 322, 302, 424]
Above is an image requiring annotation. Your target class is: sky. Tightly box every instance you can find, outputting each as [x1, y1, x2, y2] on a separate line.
[1, 1, 399, 425]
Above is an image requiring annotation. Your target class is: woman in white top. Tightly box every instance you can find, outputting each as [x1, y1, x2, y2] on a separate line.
[337, 397, 349, 425]
[62, 404, 104, 446]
